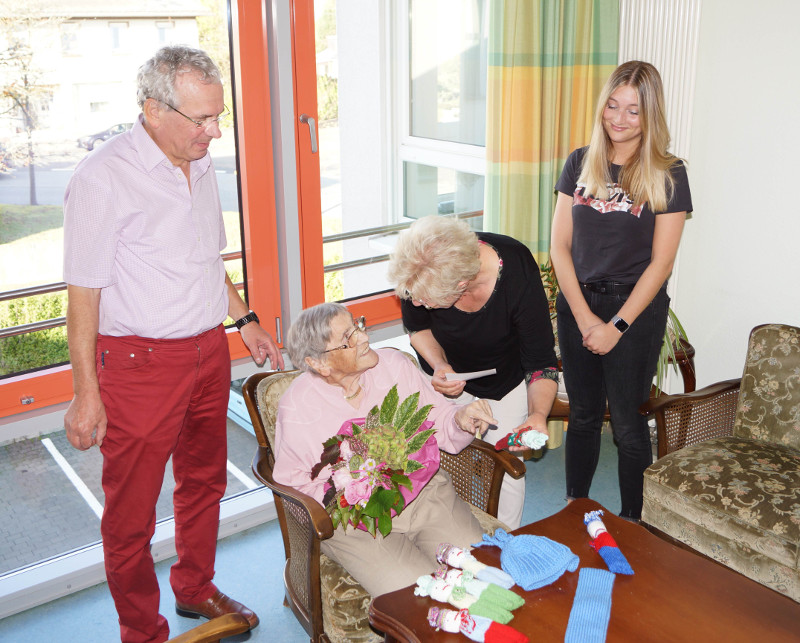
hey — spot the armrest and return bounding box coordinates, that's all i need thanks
[440,439,526,518]
[464,438,526,479]
[252,446,333,541]
[639,378,741,458]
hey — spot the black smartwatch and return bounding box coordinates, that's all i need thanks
[611,314,629,334]
[235,310,259,330]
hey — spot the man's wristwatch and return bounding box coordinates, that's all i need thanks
[234,310,259,330]
[611,314,630,334]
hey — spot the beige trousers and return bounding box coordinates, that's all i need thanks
[320,470,484,597]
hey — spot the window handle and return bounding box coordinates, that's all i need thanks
[299,114,318,154]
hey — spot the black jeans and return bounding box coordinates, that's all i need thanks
[557,287,669,519]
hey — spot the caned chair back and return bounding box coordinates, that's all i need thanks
[733,324,800,450]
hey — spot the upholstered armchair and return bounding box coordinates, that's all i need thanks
[640,324,800,601]
[243,370,525,643]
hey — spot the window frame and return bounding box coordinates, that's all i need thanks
[0,0,282,420]
[291,0,486,325]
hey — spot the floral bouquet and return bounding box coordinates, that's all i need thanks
[310,385,437,538]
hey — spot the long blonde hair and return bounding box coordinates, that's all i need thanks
[579,61,679,212]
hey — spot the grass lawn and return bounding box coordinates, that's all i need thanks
[0,204,243,292]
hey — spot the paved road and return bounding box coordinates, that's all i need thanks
[0,407,260,575]
[0,155,240,211]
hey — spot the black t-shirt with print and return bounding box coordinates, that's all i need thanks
[401,232,557,400]
[555,146,693,284]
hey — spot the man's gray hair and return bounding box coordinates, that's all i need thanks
[286,303,350,373]
[137,45,222,109]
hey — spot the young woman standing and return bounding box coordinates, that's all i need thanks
[550,61,693,520]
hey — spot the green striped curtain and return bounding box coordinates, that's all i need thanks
[484,0,619,261]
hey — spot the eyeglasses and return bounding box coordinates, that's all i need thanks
[322,316,367,353]
[403,289,432,309]
[160,100,231,132]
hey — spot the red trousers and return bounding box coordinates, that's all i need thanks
[97,325,231,643]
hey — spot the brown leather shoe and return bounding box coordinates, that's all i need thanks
[175,589,259,630]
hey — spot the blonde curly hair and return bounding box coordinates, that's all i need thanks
[387,216,480,306]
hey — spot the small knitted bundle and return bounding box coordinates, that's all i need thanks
[415,575,517,624]
[584,510,634,575]
[427,607,529,643]
[494,426,548,451]
[434,566,525,612]
[474,529,579,591]
[564,568,615,643]
[436,543,515,589]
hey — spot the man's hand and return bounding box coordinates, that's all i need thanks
[64,390,108,450]
[454,399,497,437]
[240,322,285,370]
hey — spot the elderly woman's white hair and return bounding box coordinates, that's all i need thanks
[285,302,349,372]
[387,216,480,306]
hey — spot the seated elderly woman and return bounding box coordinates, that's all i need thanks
[272,302,498,597]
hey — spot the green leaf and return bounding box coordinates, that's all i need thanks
[406,427,436,455]
[394,392,420,431]
[361,514,377,538]
[403,404,433,439]
[380,385,399,424]
[391,472,412,491]
[362,488,398,517]
[404,459,424,474]
[377,513,393,538]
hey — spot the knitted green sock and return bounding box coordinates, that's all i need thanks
[477,582,525,611]
[459,588,514,624]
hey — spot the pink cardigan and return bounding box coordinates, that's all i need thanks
[273,348,474,505]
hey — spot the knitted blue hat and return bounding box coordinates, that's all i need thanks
[475,528,579,591]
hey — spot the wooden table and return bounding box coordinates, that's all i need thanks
[369,498,800,642]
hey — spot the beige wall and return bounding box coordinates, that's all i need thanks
[674,0,800,387]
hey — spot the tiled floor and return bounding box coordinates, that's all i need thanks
[0,430,622,642]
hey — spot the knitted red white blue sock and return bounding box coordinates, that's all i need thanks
[427,607,529,643]
[584,510,634,575]
[564,568,615,643]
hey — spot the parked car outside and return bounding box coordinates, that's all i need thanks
[77,123,133,151]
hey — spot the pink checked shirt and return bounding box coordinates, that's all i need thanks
[63,115,228,339]
[273,348,475,506]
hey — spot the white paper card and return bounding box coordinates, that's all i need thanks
[445,369,497,382]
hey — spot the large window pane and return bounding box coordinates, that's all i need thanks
[404,161,484,219]
[0,2,243,377]
[0,1,264,582]
[409,0,487,145]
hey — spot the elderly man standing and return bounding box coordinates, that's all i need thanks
[62,46,283,643]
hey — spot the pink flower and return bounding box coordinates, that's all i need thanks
[331,467,354,492]
[344,477,373,507]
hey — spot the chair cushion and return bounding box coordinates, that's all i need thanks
[643,436,800,600]
[318,507,507,643]
[734,324,800,451]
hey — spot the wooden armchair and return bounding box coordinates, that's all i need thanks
[243,370,525,643]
